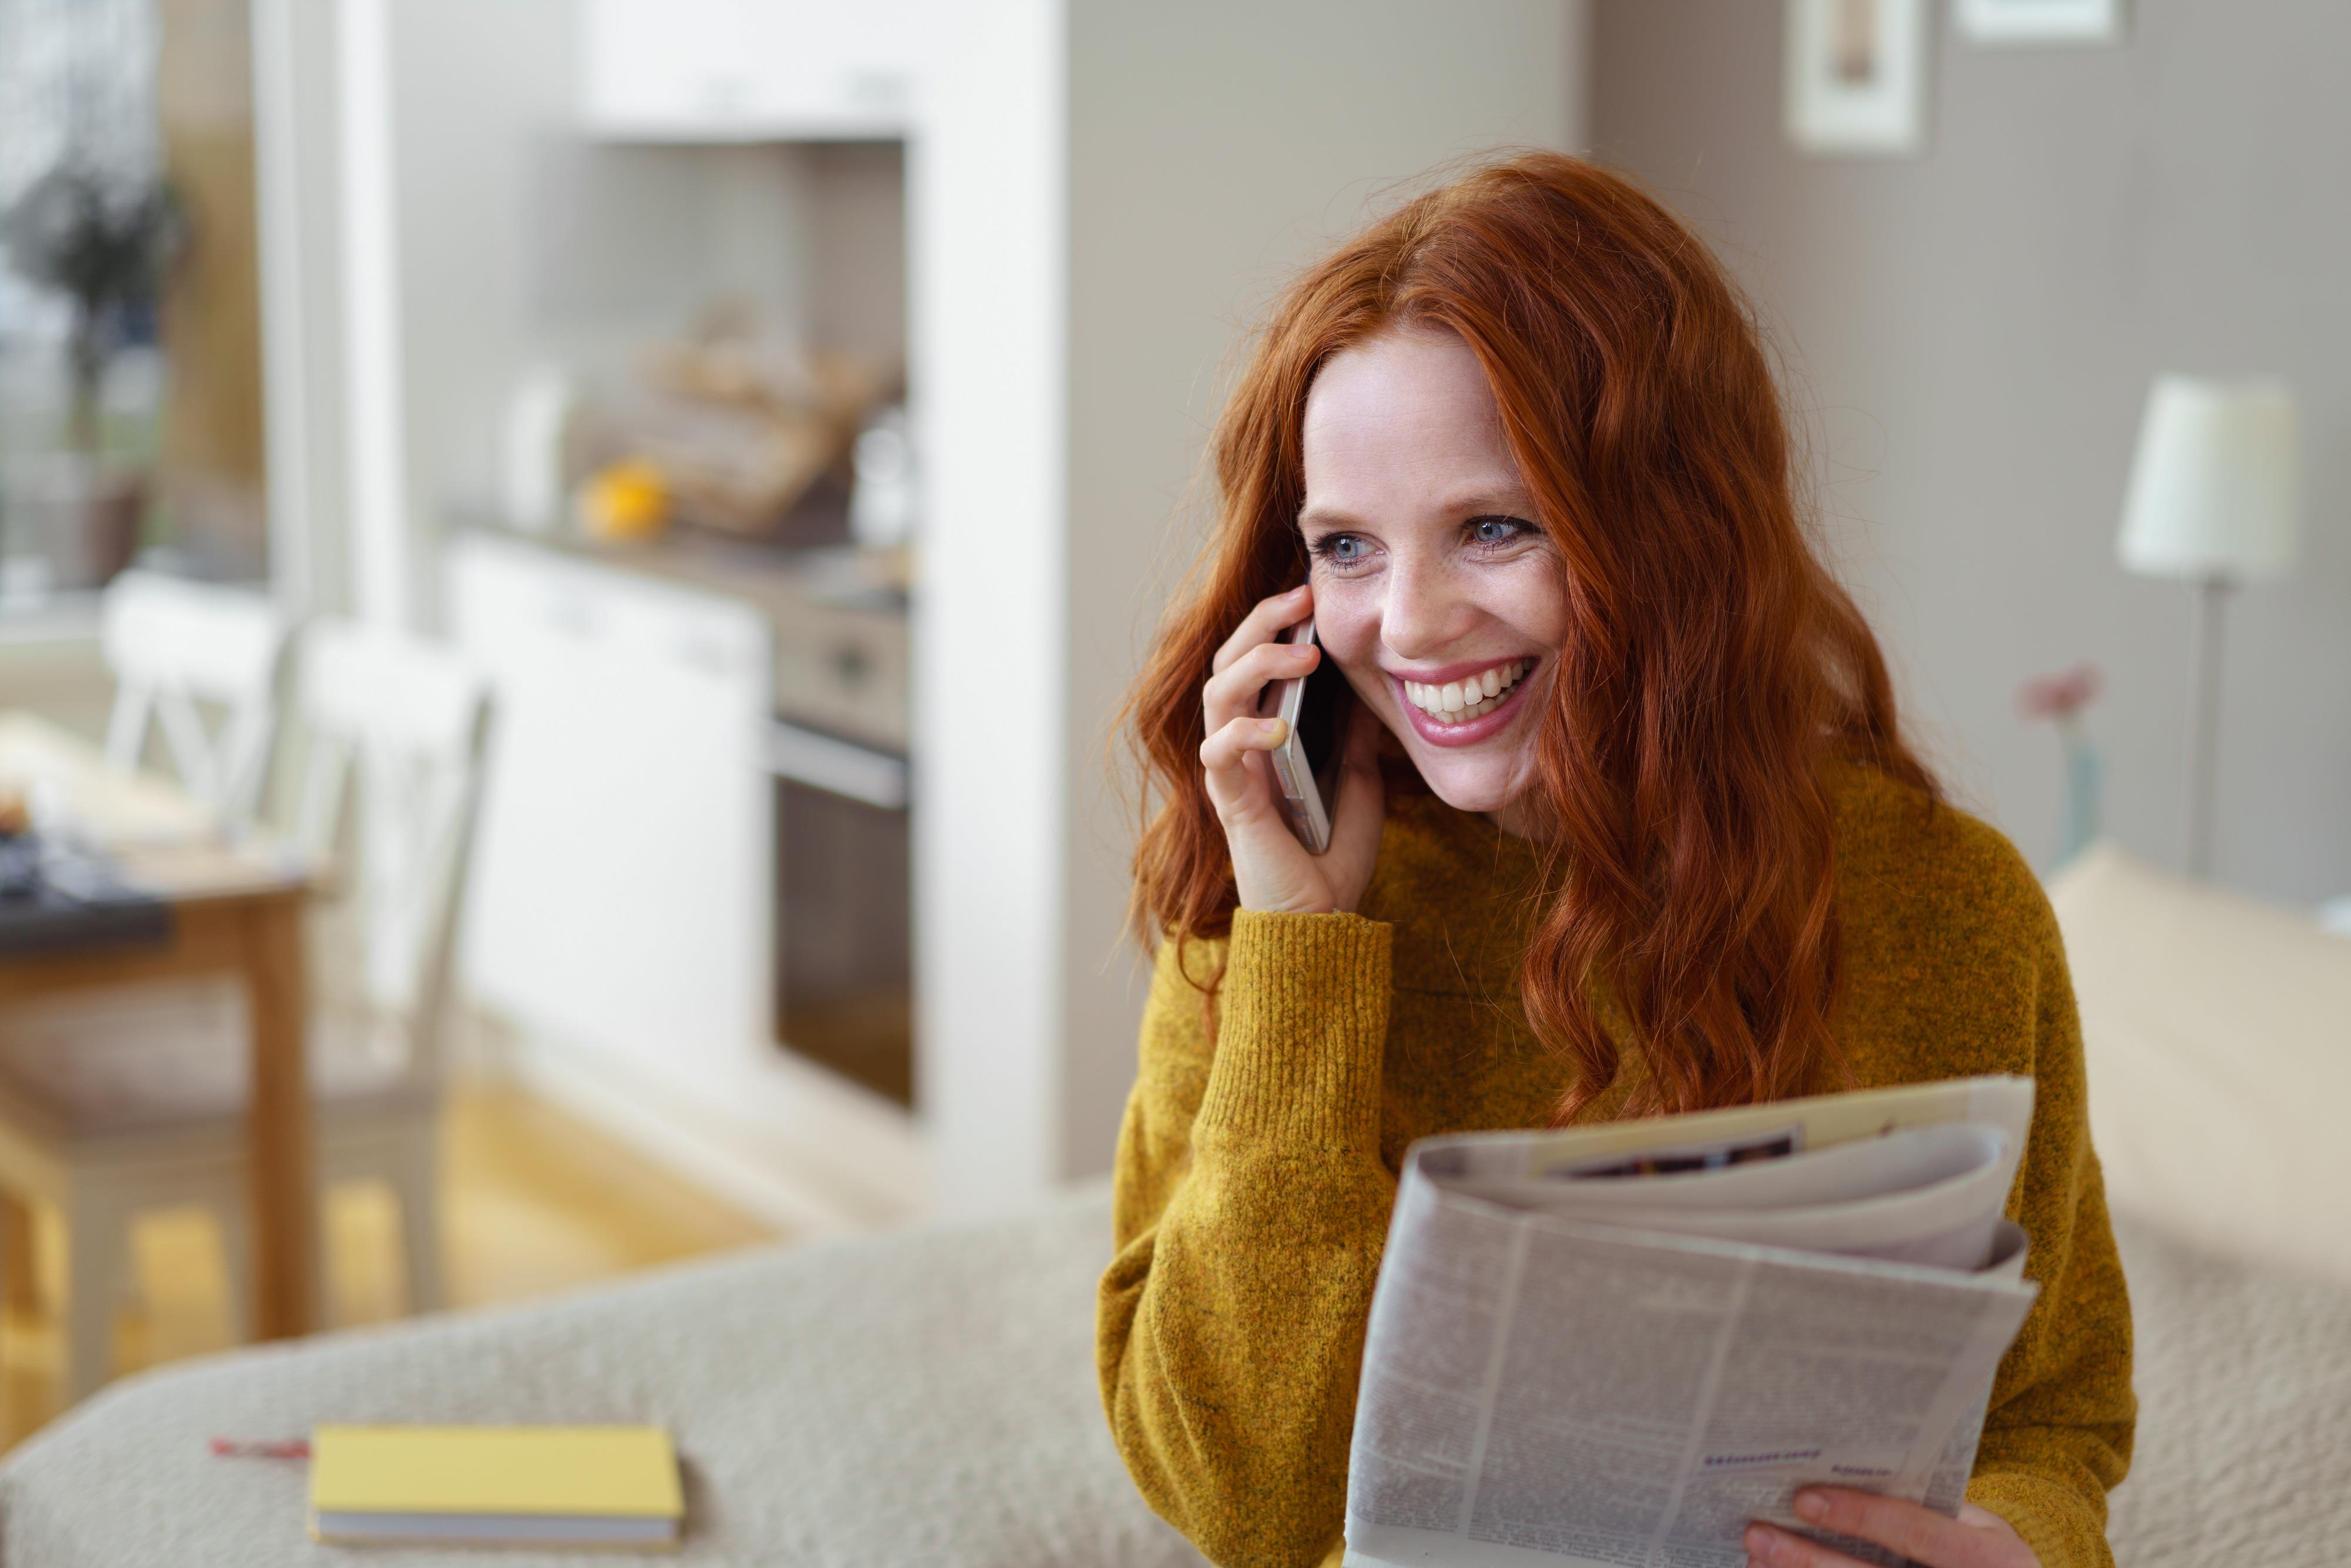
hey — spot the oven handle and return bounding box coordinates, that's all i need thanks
[765,721,910,810]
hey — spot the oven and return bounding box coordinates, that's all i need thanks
[766,721,910,1107]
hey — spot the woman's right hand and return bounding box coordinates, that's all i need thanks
[1200,584,1387,915]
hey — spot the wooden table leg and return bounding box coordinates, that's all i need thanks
[1,1195,39,1315]
[242,893,315,1338]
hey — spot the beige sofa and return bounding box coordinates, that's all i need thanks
[2,846,2346,1566]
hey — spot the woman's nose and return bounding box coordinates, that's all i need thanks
[1379,559,1478,664]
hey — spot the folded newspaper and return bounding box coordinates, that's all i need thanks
[1342,1076,2039,1568]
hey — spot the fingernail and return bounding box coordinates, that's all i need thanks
[1793,1491,1827,1523]
[1744,1525,1777,1563]
[1261,718,1288,741]
[1291,644,1316,658]
[1287,584,1311,598]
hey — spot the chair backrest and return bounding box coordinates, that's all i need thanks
[289,619,494,1084]
[100,571,292,830]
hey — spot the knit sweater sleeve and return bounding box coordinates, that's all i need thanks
[1962,875,2136,1568]
[1097,909,1396,1568]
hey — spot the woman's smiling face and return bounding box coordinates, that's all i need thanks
[1299,326,1568,824]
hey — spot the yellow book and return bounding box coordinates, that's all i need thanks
[309,1425,685,1549]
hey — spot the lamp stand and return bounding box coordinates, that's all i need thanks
[2183,574,2231,879]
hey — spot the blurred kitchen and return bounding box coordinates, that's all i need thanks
[0,0,1581,1437]
[1,0,2345,1465]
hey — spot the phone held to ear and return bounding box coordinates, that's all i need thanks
[1257,616,1354,855]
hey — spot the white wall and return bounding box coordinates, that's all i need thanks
[911,0,1070,1215]
[380,0,570,622]
[1593,0,2351,903]
[250,0,349,615]
[1052,0,1591,1185]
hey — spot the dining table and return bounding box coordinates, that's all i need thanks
[0,709,317,1340]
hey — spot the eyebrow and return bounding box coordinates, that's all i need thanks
[1296,488,1536,531]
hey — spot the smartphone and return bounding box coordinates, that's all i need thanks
[1257,617,1353,855]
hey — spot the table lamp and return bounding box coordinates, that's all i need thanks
[2117,374,2302,878]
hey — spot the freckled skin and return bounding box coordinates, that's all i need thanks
[1299,328,1569,835]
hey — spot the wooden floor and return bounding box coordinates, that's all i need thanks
[0,1081,780,1451]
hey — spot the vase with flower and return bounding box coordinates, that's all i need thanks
[2018,663,2104,870]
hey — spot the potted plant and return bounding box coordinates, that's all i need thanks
[0,159,180,590]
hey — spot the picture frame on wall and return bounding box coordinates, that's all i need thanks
[1954,0,2127,45]
[1784,0,1931,158]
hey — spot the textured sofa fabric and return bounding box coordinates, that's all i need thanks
[2104,1204,2351,1564]
[2049,843,2351,1288]
[1,1185,2346,1567]
[0,1188,1203,1568]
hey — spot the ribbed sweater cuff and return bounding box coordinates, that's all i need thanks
[1195,909,1392,1150]
[1966,1470,2109,1568]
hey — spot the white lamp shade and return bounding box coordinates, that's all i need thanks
[2118,374,2302,581]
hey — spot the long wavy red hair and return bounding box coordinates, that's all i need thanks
[1124,152,1936,1123]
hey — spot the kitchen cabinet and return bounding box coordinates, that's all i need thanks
[450,535,775,1077]
[450,531,917,1123]
[579,0,932,142]
[450,532,922,1225]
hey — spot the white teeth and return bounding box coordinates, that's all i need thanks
[1401,660,1533,722]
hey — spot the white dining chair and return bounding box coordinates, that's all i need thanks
[98,570,293,833]
[0,619,493,1398]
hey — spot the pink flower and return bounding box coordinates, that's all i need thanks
[2017,664,2102,722]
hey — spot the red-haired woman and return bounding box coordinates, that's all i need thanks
[1097,153,2131,1568]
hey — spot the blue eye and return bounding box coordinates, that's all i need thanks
[1311,532,1371,565]
[1469,515,1532,546]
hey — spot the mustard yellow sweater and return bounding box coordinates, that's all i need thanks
[1097,764,2134,1568]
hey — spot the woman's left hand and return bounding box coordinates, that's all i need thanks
[1746,1490,2037,1568]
